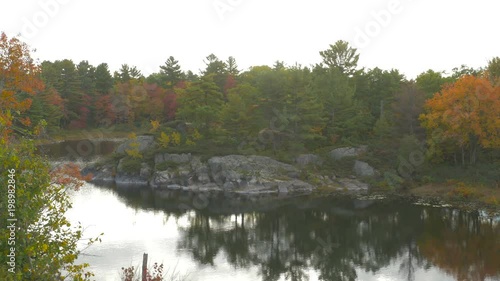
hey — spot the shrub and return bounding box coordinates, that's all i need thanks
[449,183,477,199]
[120,157,143,173]
[120,262,189,281]
[156,161,180,171]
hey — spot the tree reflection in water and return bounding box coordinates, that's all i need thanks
[113,187,500,281]
[418,209,500,281]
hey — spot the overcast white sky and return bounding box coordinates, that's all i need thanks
[1,0,499,79]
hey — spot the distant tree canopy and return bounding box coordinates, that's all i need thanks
[3,36,498,168]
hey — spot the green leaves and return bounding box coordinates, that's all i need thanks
[177,75,224,134]
[319,40,360,77]
[0,140,100,280]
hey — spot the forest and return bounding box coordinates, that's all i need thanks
[3,35,500,187]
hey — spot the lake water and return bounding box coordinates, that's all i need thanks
[40,140,500,281]
[65,183,500,281]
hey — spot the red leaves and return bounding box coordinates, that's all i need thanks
[50,162,92,190]
[95,94,116,125]
[20,117,31,126]
[223,74,237,97]
[163,91,177,121]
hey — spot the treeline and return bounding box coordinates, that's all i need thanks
[21,40,500,170]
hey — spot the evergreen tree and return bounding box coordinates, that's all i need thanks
[202,54,227,93]
[159,56,184,88]
[226,56,240,76]
[94,63,114,95]
[319,40,361,77]
[76,60,96,95]
[41,59,82,127]
[309,66,356,142]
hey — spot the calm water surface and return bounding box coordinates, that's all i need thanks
[42,140,499,281]
[66,183,500,281]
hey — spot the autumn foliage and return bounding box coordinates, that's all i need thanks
[0,32,44,143]
[419,214,500,281]
[420,75,500,164]
[1,33,100,280]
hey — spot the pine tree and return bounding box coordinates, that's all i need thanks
[159,56,184,88]
[94,63,114,95]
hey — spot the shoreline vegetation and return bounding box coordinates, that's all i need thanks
[52,129,498,214]
[33,125,499,213]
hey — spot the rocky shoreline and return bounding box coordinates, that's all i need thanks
[81,136,378,195]
[79,136,499,214]
[82,153,373,195]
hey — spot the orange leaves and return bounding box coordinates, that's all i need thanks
[420,75,500,152]
[418,213,500,281]
[19,116,31,126]
[0,32,44,142]
[50,162,92,190]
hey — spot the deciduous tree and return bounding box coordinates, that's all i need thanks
[0,32,44,142]
[419,75,500,165]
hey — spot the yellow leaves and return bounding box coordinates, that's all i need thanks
[158,132,170,148]
[192,128,202,141]
[150,119,160,132]
[158,128,201,148]
[158,131,181,147]
[125,147,142,159]
[62,253,76,263]
[171,131,181,145]
[309,126,324,135]
[125,132,142,158]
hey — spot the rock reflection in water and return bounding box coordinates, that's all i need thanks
[108,186,499,281]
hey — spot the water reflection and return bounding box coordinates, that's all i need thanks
[419,209,500,281]
[103,186,499,281]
